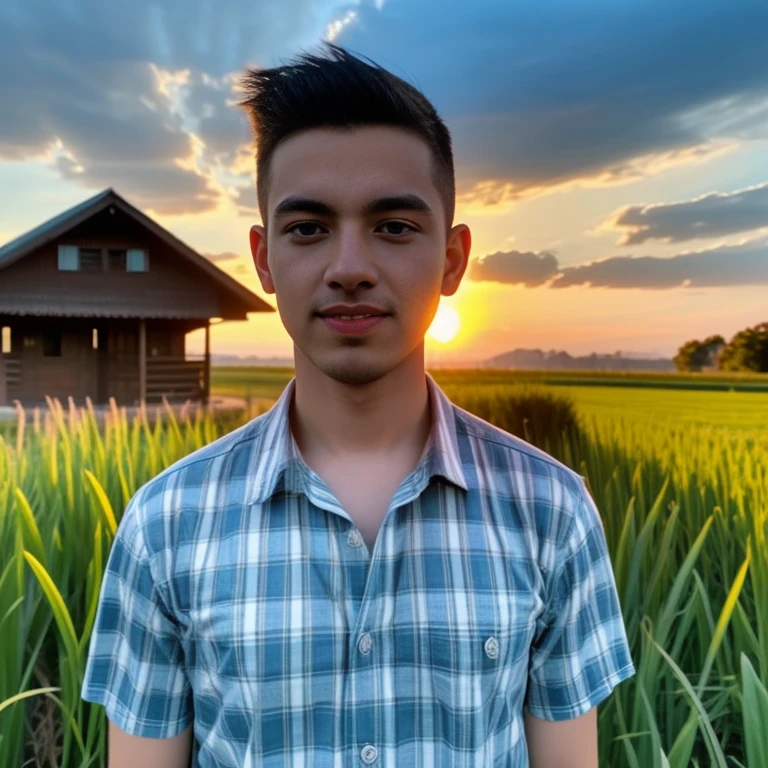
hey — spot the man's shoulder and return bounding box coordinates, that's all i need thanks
[125,412,272,534]
[450,402,584,496]
[449,402,594,562]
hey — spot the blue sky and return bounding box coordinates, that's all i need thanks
[1,0,767,363]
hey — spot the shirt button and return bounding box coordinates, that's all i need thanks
[484,636,499,659]
[347,529,363,548]
[360,744,378,764]
[358,632,373,655]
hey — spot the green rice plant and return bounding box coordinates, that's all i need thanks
[0,395,254,767]
[0,376,766,766]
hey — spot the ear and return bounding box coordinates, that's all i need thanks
[441,223,472,297]
[250,224,275,294]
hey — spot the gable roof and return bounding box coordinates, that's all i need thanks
[0,188,274,314]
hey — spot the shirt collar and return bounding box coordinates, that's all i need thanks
[246,371,468,506]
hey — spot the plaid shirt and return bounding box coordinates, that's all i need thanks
[81,373,635,767]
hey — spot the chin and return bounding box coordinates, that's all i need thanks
[311,355,399,387]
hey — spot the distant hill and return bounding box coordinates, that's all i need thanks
[482,348,675,372]
[210,349,675,371]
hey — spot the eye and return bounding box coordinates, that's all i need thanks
[379,221,417,236]
[286,222,325,239]
[285,220,418,240]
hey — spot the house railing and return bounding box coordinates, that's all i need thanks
[3,357,21,400]
[145,355,207,402]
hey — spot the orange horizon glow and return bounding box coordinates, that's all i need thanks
[427,303,461,343]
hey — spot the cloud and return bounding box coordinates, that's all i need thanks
[467,238,768,289]
[467,250,559,286]
[202,251,255,277]
[600,181,768,245]
[343,0,768,199]
[0,0,362,215]
[0,28,223,215]
[2,0,768,214]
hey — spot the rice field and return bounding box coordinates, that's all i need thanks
[0,368,766,767]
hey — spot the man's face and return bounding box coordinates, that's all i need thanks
[250,125,470,386]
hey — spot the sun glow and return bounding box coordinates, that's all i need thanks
[428,304,461,343]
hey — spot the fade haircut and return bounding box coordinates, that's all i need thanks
[237,41,455,242]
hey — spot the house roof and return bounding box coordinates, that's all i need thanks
[0,188,274,316]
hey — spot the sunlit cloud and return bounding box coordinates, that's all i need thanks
[467,250,559,286]
[598,180,768,245]
[456,140,737,214]
[466,237,768,290]
[550,238,768,289]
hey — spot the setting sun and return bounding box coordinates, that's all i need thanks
[428,304,461,343]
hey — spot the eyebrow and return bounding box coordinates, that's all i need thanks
[272,193,435,221]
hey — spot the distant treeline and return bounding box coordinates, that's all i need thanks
[673,321,768,373]
[482,349,675,372]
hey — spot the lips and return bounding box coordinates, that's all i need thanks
[317,312,389,318]
[316,304,390,318]
[320,314,388,334]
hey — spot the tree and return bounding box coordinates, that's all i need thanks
[701,334,726,369]
[717,323,768,372]
[674,334,725,372]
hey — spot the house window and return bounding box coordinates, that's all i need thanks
[109,249,126,271]
[127,248,149,271]
[43,329,62,357]
[58,245,79,270]
[1,326,10,354]
[80,248,102,271]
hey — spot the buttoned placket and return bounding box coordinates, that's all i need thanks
[298,450,433,764]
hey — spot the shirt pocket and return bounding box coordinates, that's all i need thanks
[428,625,524,713]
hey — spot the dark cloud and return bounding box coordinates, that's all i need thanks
[0,29,221,214]
[231,184,259,217]
[182,72,253,168]
[467,250,559,286]
[0,0,344,214]
[604,182,768,245]
[342,0,768,194]
[2,0,768,213]
[468,239,768,289]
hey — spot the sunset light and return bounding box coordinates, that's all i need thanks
[428,303,461,343]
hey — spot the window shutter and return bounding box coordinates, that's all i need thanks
[57,245,79,270]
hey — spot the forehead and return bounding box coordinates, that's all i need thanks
[267,126,437,212]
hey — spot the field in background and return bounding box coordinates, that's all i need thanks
[1,366,766,767]
[211,365,768,435]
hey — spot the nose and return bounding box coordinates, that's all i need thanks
[323,225,379,291]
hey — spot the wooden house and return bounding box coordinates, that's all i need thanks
[0,188,274,408]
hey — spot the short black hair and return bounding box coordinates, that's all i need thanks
[237,41,455,241]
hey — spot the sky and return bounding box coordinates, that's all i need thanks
[1,0,767,366]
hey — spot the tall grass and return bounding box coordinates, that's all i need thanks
[0,381,765,766]
[0,395,269,767]
[444,382,767,766]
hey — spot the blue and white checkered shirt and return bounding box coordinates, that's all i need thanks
[81,372,635,766]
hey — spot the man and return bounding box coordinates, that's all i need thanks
[81,41,635,767]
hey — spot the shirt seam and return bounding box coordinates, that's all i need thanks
[525,661,636,720]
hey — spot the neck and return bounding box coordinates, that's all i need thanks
[289,344,432,461]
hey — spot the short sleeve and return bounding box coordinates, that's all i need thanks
[81,493,193,737]
[524,477,635,720]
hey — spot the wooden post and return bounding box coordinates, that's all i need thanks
[138,318,146,406]
[203,320,210,406]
